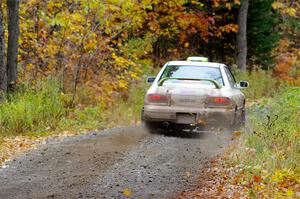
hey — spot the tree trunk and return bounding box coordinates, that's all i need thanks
[0,0,6,96]
[236,0,249,71]
[7,0,19,89]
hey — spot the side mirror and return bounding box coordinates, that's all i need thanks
[147,76,156,84]
[239,81,249,88]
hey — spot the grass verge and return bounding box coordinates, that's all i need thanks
[234,69,281,101]
[181,87,300,198]
[231,87,300,198]
[0,78,147,165]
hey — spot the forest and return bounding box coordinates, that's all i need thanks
[0,0,299,198]
[0,0,298,102]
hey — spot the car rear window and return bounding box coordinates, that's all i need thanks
[160,65,224,85]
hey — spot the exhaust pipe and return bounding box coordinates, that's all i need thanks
[163,121,170,128]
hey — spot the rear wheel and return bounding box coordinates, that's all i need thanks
[232,109,246,130]
[142,121,159,134]
[141,109,164,134]
[240,109,246,127]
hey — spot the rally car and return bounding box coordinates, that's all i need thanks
[141,57,249,133]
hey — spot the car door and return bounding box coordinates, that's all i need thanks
[224,67,245,110]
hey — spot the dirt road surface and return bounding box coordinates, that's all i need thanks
[0,126,233,199]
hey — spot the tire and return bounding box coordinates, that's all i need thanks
[232,109,246,131]
[141,108,161,134]
[142,121,162,134]
[240,109,246,127]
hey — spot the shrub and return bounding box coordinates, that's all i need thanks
[105,82,147,127]
[58,106,105,132]
[235,69,282,100]
[234,87,300,198]
[0,79,65,136]
[246,87,300,169]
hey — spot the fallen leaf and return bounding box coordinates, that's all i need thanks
[123,188,132,198]
[253,175,262,183]
[233,131,242,137]
[186,171,191,177]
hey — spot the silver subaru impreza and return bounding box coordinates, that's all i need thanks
[141,57,249,133]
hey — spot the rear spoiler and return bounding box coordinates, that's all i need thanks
[157,77,222,89]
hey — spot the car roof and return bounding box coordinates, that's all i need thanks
[167,61,223,68]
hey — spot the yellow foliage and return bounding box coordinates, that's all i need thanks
[234,0,240,5]
[225,3,232,11]
[16,0,240,108]
[219,24,239,33]
[118,79,128,89]
[122,188,132,197]
[272,1,298,17]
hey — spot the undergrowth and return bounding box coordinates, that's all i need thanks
[0,80,65,136]
[232,87,300,198]
[235,69,282,100]
[0,78,147,139]
[58,82,147,132]
[0,69,281,138]
[1,69,299,199]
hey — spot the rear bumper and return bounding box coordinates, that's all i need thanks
[143,104,235,126]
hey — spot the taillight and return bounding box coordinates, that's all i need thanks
[147,94,169,104]
[207,97,232,107]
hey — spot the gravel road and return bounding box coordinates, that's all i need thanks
[0,126,233,199]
